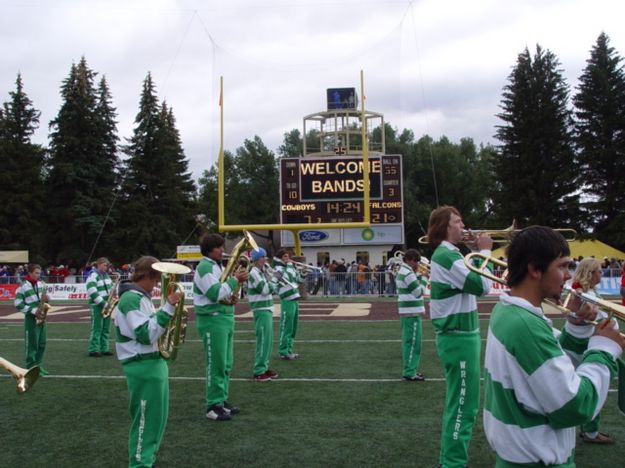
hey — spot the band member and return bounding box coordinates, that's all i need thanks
[113,256,183,468]
[559,257,616,444]
[428,206,492,468]
[14,263,50,375]
[273,249,303,360]
[86,257,114,357]
[193,233,248,421]
[247,247,279,381]
[396,249,428,381]
[484,226,624,466]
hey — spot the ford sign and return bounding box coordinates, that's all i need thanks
[299,230,329,242]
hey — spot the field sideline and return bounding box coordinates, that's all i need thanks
[1,314,624,466]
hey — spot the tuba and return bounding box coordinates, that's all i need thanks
[219,230,258,304]
[101,272,121,318]
[388,251,430,277]
[35,281,51,325]
[0,356,40,393]
[152,262,191,362]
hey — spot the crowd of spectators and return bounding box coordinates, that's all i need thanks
[1,254,624,297]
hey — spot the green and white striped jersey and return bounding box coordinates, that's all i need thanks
[192,257,238,315]
[114,282,174,362]
[395,262,427,314]
[86,270,112,306]
[484,294,620,466]
[247,266,276,312]
[272,258,302,301]
[429,241,491,333]
[14,279,45,316]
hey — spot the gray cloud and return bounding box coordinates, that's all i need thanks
[2,0,624,180]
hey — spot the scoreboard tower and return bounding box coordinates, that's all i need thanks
[279,87,404,267]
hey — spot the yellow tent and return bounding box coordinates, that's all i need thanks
[492,239,625,260]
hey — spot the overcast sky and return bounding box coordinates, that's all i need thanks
[2,0,624,181]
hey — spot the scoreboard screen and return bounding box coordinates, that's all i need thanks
[280,155,403,224]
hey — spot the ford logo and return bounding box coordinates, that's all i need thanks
[299,230,328,242]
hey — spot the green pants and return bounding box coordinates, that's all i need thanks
[196,314,234,408]
[24,313,46,369]
[123,357,169,468]
[88,303,112,353]
[253,309,273,375]
[278,300,299,356]
[400,315,423,377]
[436,332,481,468]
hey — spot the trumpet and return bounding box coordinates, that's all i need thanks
[419,221,577,245]
[152,262,192,361]
[388,251,430,276]
[464,252,625,335]
[0,356,40,393]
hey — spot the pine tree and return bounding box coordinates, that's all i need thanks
[117,74,197,260]
[493,45,579,228]
[234,136,279,225]
[47,57,119,265]
[0,74,46,256]
[573,32,625,249]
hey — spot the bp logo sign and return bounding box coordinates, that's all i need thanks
[361,228,375,241]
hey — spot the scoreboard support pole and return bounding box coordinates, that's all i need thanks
[217,72,372,257]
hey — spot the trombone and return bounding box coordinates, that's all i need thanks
[561,286,625,328]
[419,221,577,245]
[0,356,40,393]
[464,252,625,335]
[290,260,322,274]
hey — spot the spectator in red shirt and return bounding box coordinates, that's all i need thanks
[57,265,70,283]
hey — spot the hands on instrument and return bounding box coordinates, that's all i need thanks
[465,231,493,251]
[594,318,625,349]
[234,270,249,283]
[565,288,599,325]
[167,290,183,306]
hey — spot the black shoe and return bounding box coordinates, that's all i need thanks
[223,401,240,415]
[88,352,102,357]
[402,373,425,381]
[101,351,114,356]
[206,404,232,421]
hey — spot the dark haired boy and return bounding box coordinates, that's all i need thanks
[483,226,624,467]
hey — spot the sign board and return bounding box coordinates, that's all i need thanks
[176,245,201,261]
[0,251,29,263]
[280,155,403,225]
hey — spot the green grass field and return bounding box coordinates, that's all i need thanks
[1,318,624,467]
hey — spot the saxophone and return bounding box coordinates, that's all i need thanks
[152,262,191,361]
[101,272,121,318]
[35,281,51,325]
[219,230,258,305]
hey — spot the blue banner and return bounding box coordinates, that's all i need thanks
[597,277,623,296]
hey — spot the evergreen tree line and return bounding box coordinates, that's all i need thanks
[1,33,625,267]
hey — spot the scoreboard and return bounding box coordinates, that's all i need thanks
[280,155,403,224]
